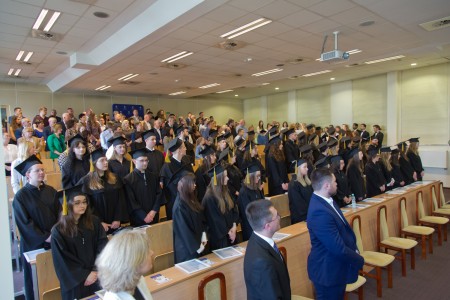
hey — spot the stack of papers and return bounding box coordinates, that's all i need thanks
[175,259,210,274]
[150,273,171,284]
[363,198,384,203]
[272,232,291,241]
[213,246,244,260]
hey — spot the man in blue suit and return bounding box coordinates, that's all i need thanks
[307,168,364,299]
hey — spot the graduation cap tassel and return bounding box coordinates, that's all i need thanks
[213,168,217,186]
[62,190,68,216]
[328,148,332,155]
[19,178,23,189]
[249,142,252,153]
[245,168,250,184]
[129,159,133,173]
[378,148,381,155]
[165,151,171,163]
[90,159,95,172]
[402,143,404,152]
[228,152,231,164]
[344,142,346,150]
[295,161,298,175]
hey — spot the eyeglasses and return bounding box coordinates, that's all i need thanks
[73,200,88,206]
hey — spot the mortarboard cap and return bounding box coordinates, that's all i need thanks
[269,134,281,145]
[200,146,215,157]
[267,126,278,136]
[308,133,317,142]
[174,125,186,136]
[327,127,336,135]
[397,141,407,152]
[391,147,400,155]
[168,138,183,152]
[284,128,295,137]
[300,144,312,155]
[306,124,314,130]
[380,146,392,153]
[247,130,255,135]
[318,141,328,153]
[297,131,306,140]
[327,139,338,148]
[207,164,226,179]
[91,148,105,162]
[367,146,379,157]
[329,155,342,164]
[346,147,360,160]
[314,157,329,169]
[142,129,156,140]
[168,165,192,186]
[244,162,260,174]
[408,137,420,143]
[67,134,85,147]
[55,184,85,215]
[107,136,127,148]
[296,158,307,167]
[209,129,218,139]
[129,147,150,159]
[15,155,42,176]
[235,137,245,147]
[244,141,255,151]
[217,148,229,163]
[315,126,322,131]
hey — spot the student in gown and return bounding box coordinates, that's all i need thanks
[79,148,128,233]
[143,129,164,176]
[299,144,315,178]
[202,164,239,250]
[407,137,424,181]
[13,155,60,300]
[283,128,299,173]
[123,148,162,226]
[398,141,417,184]
[96,230,154,300]
[364,146,387,197]
[160,138,194,220]
[195,145,216,202]
[107,136,132,180]
[172,171,207,263]
[61,134,91,189]
[390,148,406,188]
[267,134,289,196]
[330,156,351,207]
[219,148,243,201]
[240,140,267,185]
[346,147,366,201]
[238,163,265,241]
[288,158,313,224]
[11,141,34,194]
[378,146,396,191]
[51,185,108,300]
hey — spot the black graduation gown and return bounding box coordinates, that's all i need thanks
[347,163,366,200]
[146,148,164,175]
[391,163,405,188]
[378,161,393,191]
[240,157,266,183]
[172,195,206,263]
[333,170,352,207]
[226,164,243,201]
[123,168,162,226]
[51,216,107,300]
[284,140,299,173]
[202,191,239,250]
[267,155,288,196]
[235,149,245,170]
[237,185,265,241]
[195,167,210,203]
[407,152,424,181]
[287,180,313,224]
[160,156,194,220]
[79,174,129,225]
[61,157,90,189]
[108,158,131,180]
[399,156,415,184]
[185,141,196,165]
[365,161,386,198]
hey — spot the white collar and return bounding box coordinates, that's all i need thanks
[313,192,334,205]
[254,231,275,248]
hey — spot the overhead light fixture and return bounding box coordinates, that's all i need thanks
[16,51,34,62]
[234,94,239,97]
[365,55,405,64]
[261,82,270,85]
[118,74,139,81]
[8,69,14,76]
[95,85,111,91]
[14,69,22,76]
[302,70,332,77]
[251,68,283,77]
[33,9,61,32]
[220,18,272,39]
[216,90,233,94]
[411,63,417,66]
[161,51,194,63]
[24,52,34,62]
[275,87,280,90]
[330,77,335,81]
[199,83,220,89]
[16,51,24,61]
[169,91,186,96]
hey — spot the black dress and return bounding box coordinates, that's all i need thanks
[51,216,108,300]
[195,167,210,203]
[108,158,131,180]
[237,185,265,241]
[347,163,366,200]
[13,183,60,300]
[333,170,351,207]
[79,174,129,228]
[226,164,243,201]
[284,140,299,173]
[407,152,424,181]
[378,162,393,191]
[365,161,386,197]
[172,195,206,263]
[202,190,239,250]
[123,168,163,226]
[287,180,313,223]
[146,148,164,176]
[391,163,405,188]
[267,155,288,196]
[61,157,90,189]
[399,156,415,184]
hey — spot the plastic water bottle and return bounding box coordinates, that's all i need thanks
[351,194,356,209]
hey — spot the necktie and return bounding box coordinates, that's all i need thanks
[273,243,283,261]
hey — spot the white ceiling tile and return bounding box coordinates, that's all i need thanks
[2,0,42,18]
[0,12,35,29]
[0,23,30,36]
[74,16,109,30]
[285,0,324,8]
[168,28,204,42]
[185,18,224,34]
[94,0,136,12]
[258,22,293,36]
[279,9,322,27]
[302,18,342,34]
[254,0,303,19]
[308,0,355,17]
[203,5,248,23]
[228,0,276,12]
[45,0,90,15]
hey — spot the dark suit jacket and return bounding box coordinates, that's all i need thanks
[372,131,384,148]
[307,193,364,286]
[244,233,291,300]
[360,130,370,142]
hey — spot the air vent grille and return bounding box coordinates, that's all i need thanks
[420,16,450,31]
[216,40,246,51]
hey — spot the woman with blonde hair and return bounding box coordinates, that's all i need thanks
[107,136,132,179]
[378,147,395,190]
[96,230,154,300]
[406,137,424,181]
[288,158,313,223]
[11,141,35,193]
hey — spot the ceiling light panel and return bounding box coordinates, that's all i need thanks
[118,74,139,81]
[169,91,186,95]
[216,90,233,93]
[32,9,61,32]
[199,83,220,89]
[251,68,283,77]
[302,70,332,77]
[220,18,272,39]
[365,55,405,64]
[161,51,194,63]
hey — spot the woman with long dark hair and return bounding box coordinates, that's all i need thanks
[172,171,207,263]
[219,148,243,201]
[202,165,239,250]
[267,135,289,196]
[378,147,395,190]
[51,185,108,300]
[195,146,216,202]
[61,135,91,189]
[390,148,405,187]
[346,147,366,201]
[288,158,313,223]
[398,141,416,184]
[364,147,386,197]
[330,155,352,207]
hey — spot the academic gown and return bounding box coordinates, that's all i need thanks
[284,140,299,173]
[51,216,108,300]
[108,158,132,180]
[13,183,60,300]
[399,156,415,184]
[159,156,194,220]
[378,162,393,191]
[123,169,162,226]
[185,141,196,165]
[240,157,266,183]
[172,195,206,264]
[333,170,352,207]
[226,164,244,201]
[267,155,288,196]
[237,185,265,241]
[202,191,239,250]
[407,152,424,181]
[287,180,313,223]
[61,157,90,189]
[235,149,245,170]
[391,163,405,188]
[347,164,366,200]
[365,161,386,198]
[195,167,210,203]
[79,174,129,227]
[146,148,164,176]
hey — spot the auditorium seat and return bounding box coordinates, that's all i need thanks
[416,191,448,245]
[345,275,366,300]
[438,182,450,209]
[198,272,227,300]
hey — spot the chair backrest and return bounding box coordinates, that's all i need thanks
[431,185,439,211]
[145,220,173,255]
[278,246,287,264]
[266,194,291,227]
[399,198,409,230]
[152,251,174,274]
[440,182,446,207]
[198,272,227,300]
[351,215,364,253]
[416,191,427,220]
[36,251,59,300]
[377,205,390,241]
[42,287,61,300]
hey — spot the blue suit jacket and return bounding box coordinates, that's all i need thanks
[307,193,364,286]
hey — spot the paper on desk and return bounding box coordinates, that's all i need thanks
[272,232,291,241]
[23,248,47,263]
[213,246,243,260]
[150,273,172,284]
[175,259,210,274]
[133,224,151,231]
[353,203,370,208]
[198,257,214,265]
[363,198,384,203]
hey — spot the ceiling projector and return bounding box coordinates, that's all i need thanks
[320,31,349,63]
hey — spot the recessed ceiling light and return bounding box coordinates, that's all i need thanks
[56,51,68,55]
[7,68,14,76]
[95,85,111,91]
[330,77,335,80]
[275,87,279,90]
[169,91,186,96]
[24,52,34,62]
[14,69,21,76]
[93,11,109,18]
[251,68,283,77]
[235,94,239,97]
[7,69,22,76]
[360,20,375,27]
[411,63,417,66]
[365,55,405,64]
[302,70,332,77]
[161,51,194,63]
[216,90,234,94]
[220,18,272,39]
[199,83,220,89]
[33,9,61,32]
[118,74,139,81]
[261,83,270,85]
